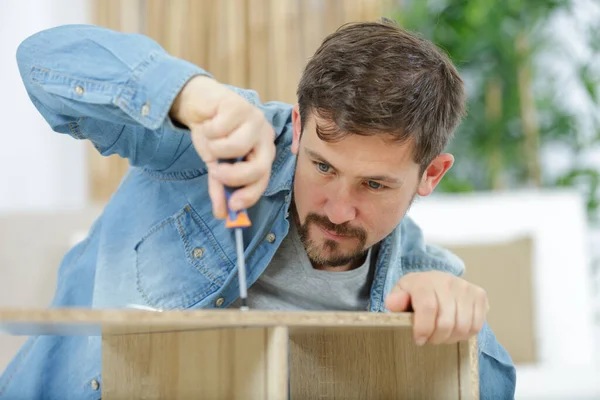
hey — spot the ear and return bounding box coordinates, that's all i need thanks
[416,153,454,196]
[291,104,302,155]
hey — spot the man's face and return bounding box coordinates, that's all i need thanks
[290,106,453,270]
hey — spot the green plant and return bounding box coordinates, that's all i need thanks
[393,0,600,222]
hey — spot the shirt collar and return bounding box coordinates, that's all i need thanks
[263,140,295,197]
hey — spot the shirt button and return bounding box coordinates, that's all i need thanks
[215,297,225,307]
[141,102,150,116]
[90,379,100,391]
[192,247,205,258]
[266,233,276,243]
[74,85,84,95]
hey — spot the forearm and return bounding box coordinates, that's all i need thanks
[16,24,211,168]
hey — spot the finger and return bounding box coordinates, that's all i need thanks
[207,167,227,219]
[384,289,412,312]
[471,288,487,336]
[227,172,270,211]
[207,120,265,159]
[410,286,439,346]
[446,288,474,344]
[200,105,248,139]
[212,157,268,189]
[428,289,456,345]
[252,124,276,164]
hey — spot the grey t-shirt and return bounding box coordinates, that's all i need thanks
[230,218,373,311]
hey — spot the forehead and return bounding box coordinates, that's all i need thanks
[301,115,417,173]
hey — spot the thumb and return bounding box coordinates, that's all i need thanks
[385,288,412,312]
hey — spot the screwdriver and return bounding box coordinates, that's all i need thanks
[220,157,252,311]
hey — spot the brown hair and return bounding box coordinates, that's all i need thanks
[297,18,466,171]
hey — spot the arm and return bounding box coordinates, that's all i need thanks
[16,24,207,171]
[17,24,280,215]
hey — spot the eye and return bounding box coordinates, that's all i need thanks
[316,162,331,173]
[366,181,384,190]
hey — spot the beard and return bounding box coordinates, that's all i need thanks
[294,209,368,268]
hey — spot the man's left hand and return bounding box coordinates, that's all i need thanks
[384,271,489,346]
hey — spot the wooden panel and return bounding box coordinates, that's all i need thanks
[102,326,288,399]
[0,308,478,398]
[290,327,464,399]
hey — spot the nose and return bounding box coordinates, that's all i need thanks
[323,184,356,225]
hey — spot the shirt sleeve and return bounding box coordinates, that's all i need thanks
[478,321,517,399]
[15,23,210,171]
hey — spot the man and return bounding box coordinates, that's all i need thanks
[1,19,516,398]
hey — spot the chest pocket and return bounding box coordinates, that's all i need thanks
[134,205,234,310]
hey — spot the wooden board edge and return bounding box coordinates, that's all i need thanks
[470,336,480,400]
[266,326,289,400]
[458,336,480,400]
[0,308,413,337]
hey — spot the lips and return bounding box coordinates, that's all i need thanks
[318,225,350,240]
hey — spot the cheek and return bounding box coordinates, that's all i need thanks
[293,162,327,215]
[298,182,327,209]
[358,193,413,239]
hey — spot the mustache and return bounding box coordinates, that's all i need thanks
[304,213,366,241]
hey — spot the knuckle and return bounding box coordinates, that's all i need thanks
[253,108,265,121]
[419,299,437,315]
[228,140,248,155]
[436,317,454,333]
[476,287,488,302]
[470,323,483,335]
[260,150,273,166]
[439,275,454,290]
[447,274,459,286]
[414,325,432,338]
[261,170,272,185]
[208,119,223,136]
[206,119,227,138]
[473,319,485,333]
[262,120,275,135]
[455,322,471,337]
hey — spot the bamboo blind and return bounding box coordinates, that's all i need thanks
[90,0,392,202]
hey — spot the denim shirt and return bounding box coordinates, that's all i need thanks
[0,24,516,399]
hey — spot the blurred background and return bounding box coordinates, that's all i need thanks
[1,0,599,398]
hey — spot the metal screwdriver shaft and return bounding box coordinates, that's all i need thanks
[220,157,252,311]
[234,228,248,310]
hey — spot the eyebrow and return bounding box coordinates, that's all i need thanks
[304,148,405,185]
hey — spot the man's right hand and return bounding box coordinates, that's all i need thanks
[170,75,276,219]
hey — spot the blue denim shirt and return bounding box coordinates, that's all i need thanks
[0,25,516,399]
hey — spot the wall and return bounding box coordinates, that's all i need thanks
[0,0,90,213]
